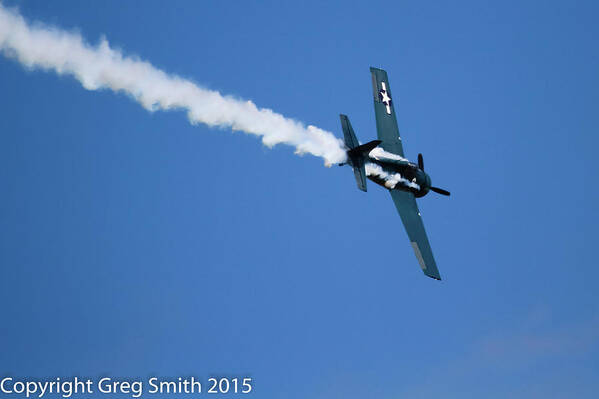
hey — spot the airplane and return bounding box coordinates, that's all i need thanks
[339,67,450,280]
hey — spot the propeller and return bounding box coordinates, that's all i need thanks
[418,153,450,196]
[431,187,451,196]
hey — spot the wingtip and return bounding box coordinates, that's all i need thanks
[370,66,387,73]
[426,272,442,281]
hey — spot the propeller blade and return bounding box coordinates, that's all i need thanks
[431,187,451,196]
[418,153,424,170]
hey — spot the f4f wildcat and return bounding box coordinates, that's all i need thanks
[339,67,450,280]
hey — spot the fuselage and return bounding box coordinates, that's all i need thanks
[367,156,432,198]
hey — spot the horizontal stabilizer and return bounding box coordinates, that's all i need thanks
[353,158,367,192]
[348,139,381,191]
[339,114,372,192]
[348,140,382,157]
[340,114,359,149]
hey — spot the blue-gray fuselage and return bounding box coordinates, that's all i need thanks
[367,155,432,198]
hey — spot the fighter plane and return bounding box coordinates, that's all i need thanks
[339,67,450,280]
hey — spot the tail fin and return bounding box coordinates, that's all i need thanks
[340,114,359,149]
[339,115,381,192]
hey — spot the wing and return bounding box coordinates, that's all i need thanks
[370,67,404,157]
[389,190,442,280]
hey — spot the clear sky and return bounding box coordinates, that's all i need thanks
[0,1,598,398]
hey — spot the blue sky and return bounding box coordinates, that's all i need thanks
[0,0,598,397]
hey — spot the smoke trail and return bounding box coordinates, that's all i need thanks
[0,4,347,165]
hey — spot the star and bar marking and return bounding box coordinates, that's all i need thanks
[379,82,392,115]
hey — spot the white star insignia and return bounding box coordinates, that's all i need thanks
[379,82,392,115]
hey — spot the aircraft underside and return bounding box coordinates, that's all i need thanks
[366,158,431,197]
[337,67,449,280]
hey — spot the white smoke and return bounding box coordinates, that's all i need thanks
[366,148,419,189]
[365,163,420,190]
[0,4,347,165]
[368,147,408,162]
